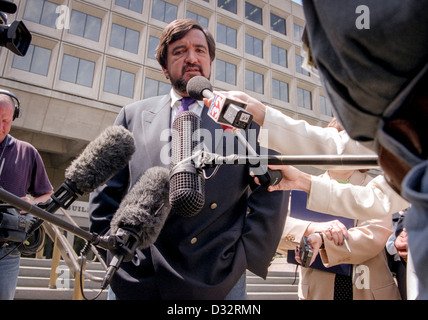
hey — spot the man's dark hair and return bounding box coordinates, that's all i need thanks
[156,19,215,68]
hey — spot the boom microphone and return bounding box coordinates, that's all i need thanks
[102,166,171,289]
[187,76,253,130]
[65,125,135,193]
[169,111,205,217]
[40,125,135,213]
[0,125,135,255]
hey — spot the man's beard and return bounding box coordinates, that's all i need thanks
[170,77,188,95]
[168,64,210,95]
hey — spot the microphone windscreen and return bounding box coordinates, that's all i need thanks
[187,76,213,101]
[110,166,171,249]
[169,111,205,217]
[65,125,135,193]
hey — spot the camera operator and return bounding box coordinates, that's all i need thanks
[0,90,53,300]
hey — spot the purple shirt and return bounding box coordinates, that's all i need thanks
[0,135,52,198]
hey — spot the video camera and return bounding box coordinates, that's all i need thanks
[0,203,44,255]
[0,0,31,56]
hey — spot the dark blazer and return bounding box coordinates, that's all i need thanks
[89,94,289,299]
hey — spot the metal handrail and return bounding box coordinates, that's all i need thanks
[39,207,108,299]
[57,207,107,270]
[43,222,105,283]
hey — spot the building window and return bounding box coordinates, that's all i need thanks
[245,2,262,25]
[23,0,58,28]
[271,44,287,68]
[110,24,140,54]
[297,87,312,109]
[69,10,101,42]
[12,44,51,76]
[115,0,143,13]
[186,11,208,29]
[216,23,237,48]
[294,23,304,41]
[245,69,264,94]
[144,78,171,98]
[271,13,286,35]
[217,0,237,14]
[151,0,177,23]
[245,34,263,58]
[60,54,95,87]
[216,59,236,85]
[272,79,288,102]
[295,54,310,76]
[148,36,159,60]
[104,67,135,98]
[320,95,333,116]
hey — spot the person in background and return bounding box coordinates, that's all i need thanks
[0,90,53,300]
[280,167,401,300]
[278,120,401,299]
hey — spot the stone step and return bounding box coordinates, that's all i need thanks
[15,257,299,300]
[19,257,105,270]
[14,286,108,300]
[18,265,106,279]
[246,283,298,293]
[246,273,299,285]
[247,292,299,300]
[17,275,104,290]
[15,257,108,300]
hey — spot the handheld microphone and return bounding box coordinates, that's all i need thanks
[102,166,171,289]
[187,76,253,130]
[169,111,205,217]
[187,76,280,187]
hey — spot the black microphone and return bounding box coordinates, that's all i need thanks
[39,125,135,214]
[187,75,214,101]
[102,166,171,289]
[169,111,205,217]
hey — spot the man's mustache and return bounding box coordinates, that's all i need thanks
[182,64,203,75]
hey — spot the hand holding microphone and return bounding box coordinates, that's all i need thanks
[187,76,253,131]
[186,76,281,187]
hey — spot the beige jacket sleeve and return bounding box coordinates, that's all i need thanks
[277,216,309,255]
[320,216,393,267]
[259,106,409,219]
[308,175,409,220]
[259,107,375,157]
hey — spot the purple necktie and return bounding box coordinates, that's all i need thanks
[177,97,195,115]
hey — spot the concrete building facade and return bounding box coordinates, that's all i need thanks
[0,0,332,237]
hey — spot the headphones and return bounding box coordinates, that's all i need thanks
[0,89,21,120]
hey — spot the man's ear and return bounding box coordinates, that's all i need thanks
[162,66,169,79]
